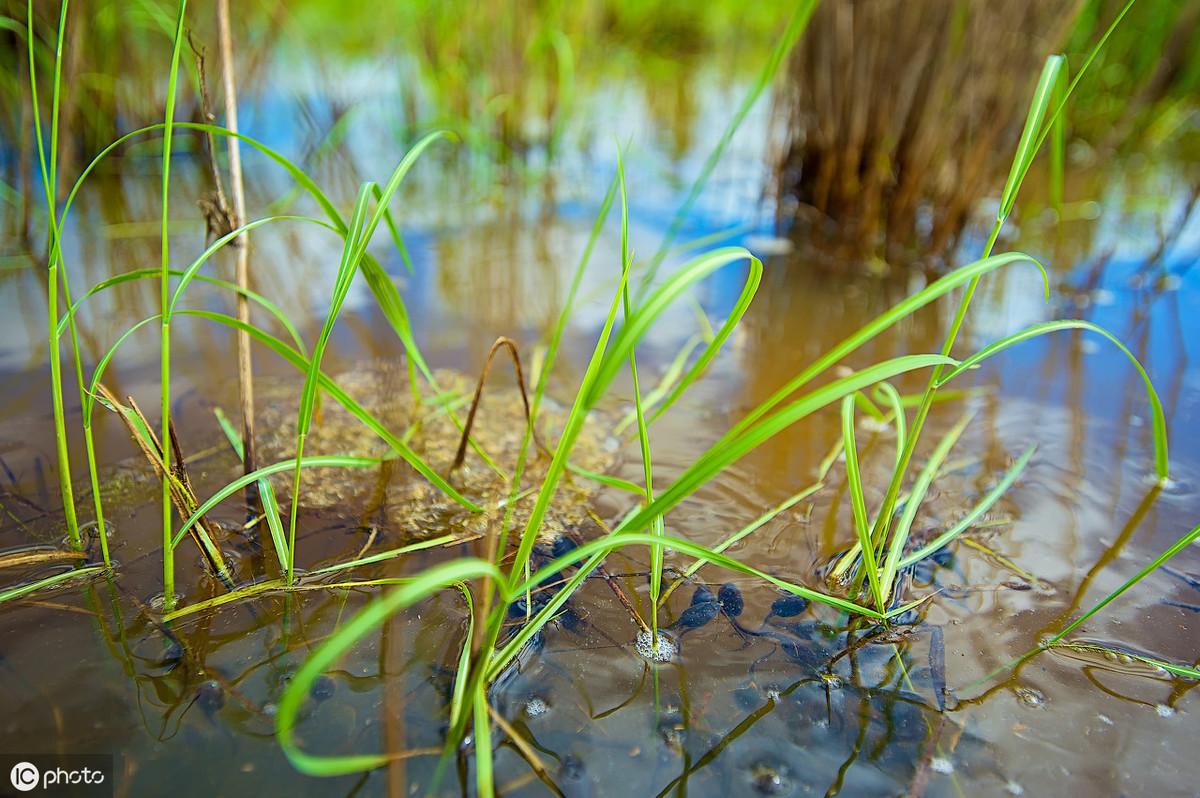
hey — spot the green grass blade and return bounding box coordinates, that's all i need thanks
[506,204,634,591]
[615,333,703,434]
[566,463,645,494]
[937,319,1167,478]
[589,247,760,408]
[172,455,380,549]
[998,56,1065,223]
[898,444,1036,568]
[1045,521,1200,648]
[85,315,160,420]
[157,0,188,606]
[841,395,884,609]
[878,412,973,603]
[275,558,504,776]
[213,407,244,459]
[306,535,460,577]
[473,689,494,798]
[448,584,474,731]
[721,253,1044,445]
[257,478,290,574]
[634,0,817,297]
[873,383,907,471]
[610,354,957,540]
[615,149,663,630]
[491,526,887,682]
[0,565,106,604]
[210,405,291,574]
[177,310,480,511]
[61,268,306,355]
[166,215,336,317]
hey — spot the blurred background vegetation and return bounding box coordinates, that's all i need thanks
[1,0,1197,272]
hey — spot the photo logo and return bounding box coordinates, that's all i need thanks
[9,762,39,792]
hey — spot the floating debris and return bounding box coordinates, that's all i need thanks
[635,629,677,663]
[1155,704,1175,718]
[309,675,336,702]
[930,757,955,775]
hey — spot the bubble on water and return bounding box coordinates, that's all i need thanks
[1005,780,1025,796]
[1014,686,1045,708]
[148,593,181,612]
[1091,288,1115,306]
[525,697,548,718]
[635,630,677,663]
[930,757,954,775]
[310,675,336,702]
[1155,703,1175,718]
[819,673,843,690]
[1097,713,1114,726]
[746,760,793,796]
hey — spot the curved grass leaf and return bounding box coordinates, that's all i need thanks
[999,56,1064,222]
[275,558,504,776]
[60,268,306,355]
[588,246,760,409]
[491,529,885,680]
[936,319,1168,478]
[166,215,336,317]
[610,354,957,539]
[873,383,906,471]
[721,253,1045,445]
[172,455,381,549]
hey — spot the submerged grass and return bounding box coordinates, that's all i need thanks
[8,1,1195,794]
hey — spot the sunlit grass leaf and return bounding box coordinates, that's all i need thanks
[0,565,107,604]
[841,394,884,610]
[276,558,504,776]
[937,319,1167,478]
[898,445,1036,568]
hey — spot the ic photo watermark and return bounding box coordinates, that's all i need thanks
[1,756,112,797]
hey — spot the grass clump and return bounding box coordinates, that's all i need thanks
[5,2,1195,796]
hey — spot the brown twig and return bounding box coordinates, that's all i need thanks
[216,0,259,486]
[451,336,545,472]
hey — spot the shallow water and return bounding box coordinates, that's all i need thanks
[2,20,1200,798]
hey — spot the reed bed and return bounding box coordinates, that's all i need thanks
[770,0,1197,269]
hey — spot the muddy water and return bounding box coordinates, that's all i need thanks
[2,42,1200,798]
